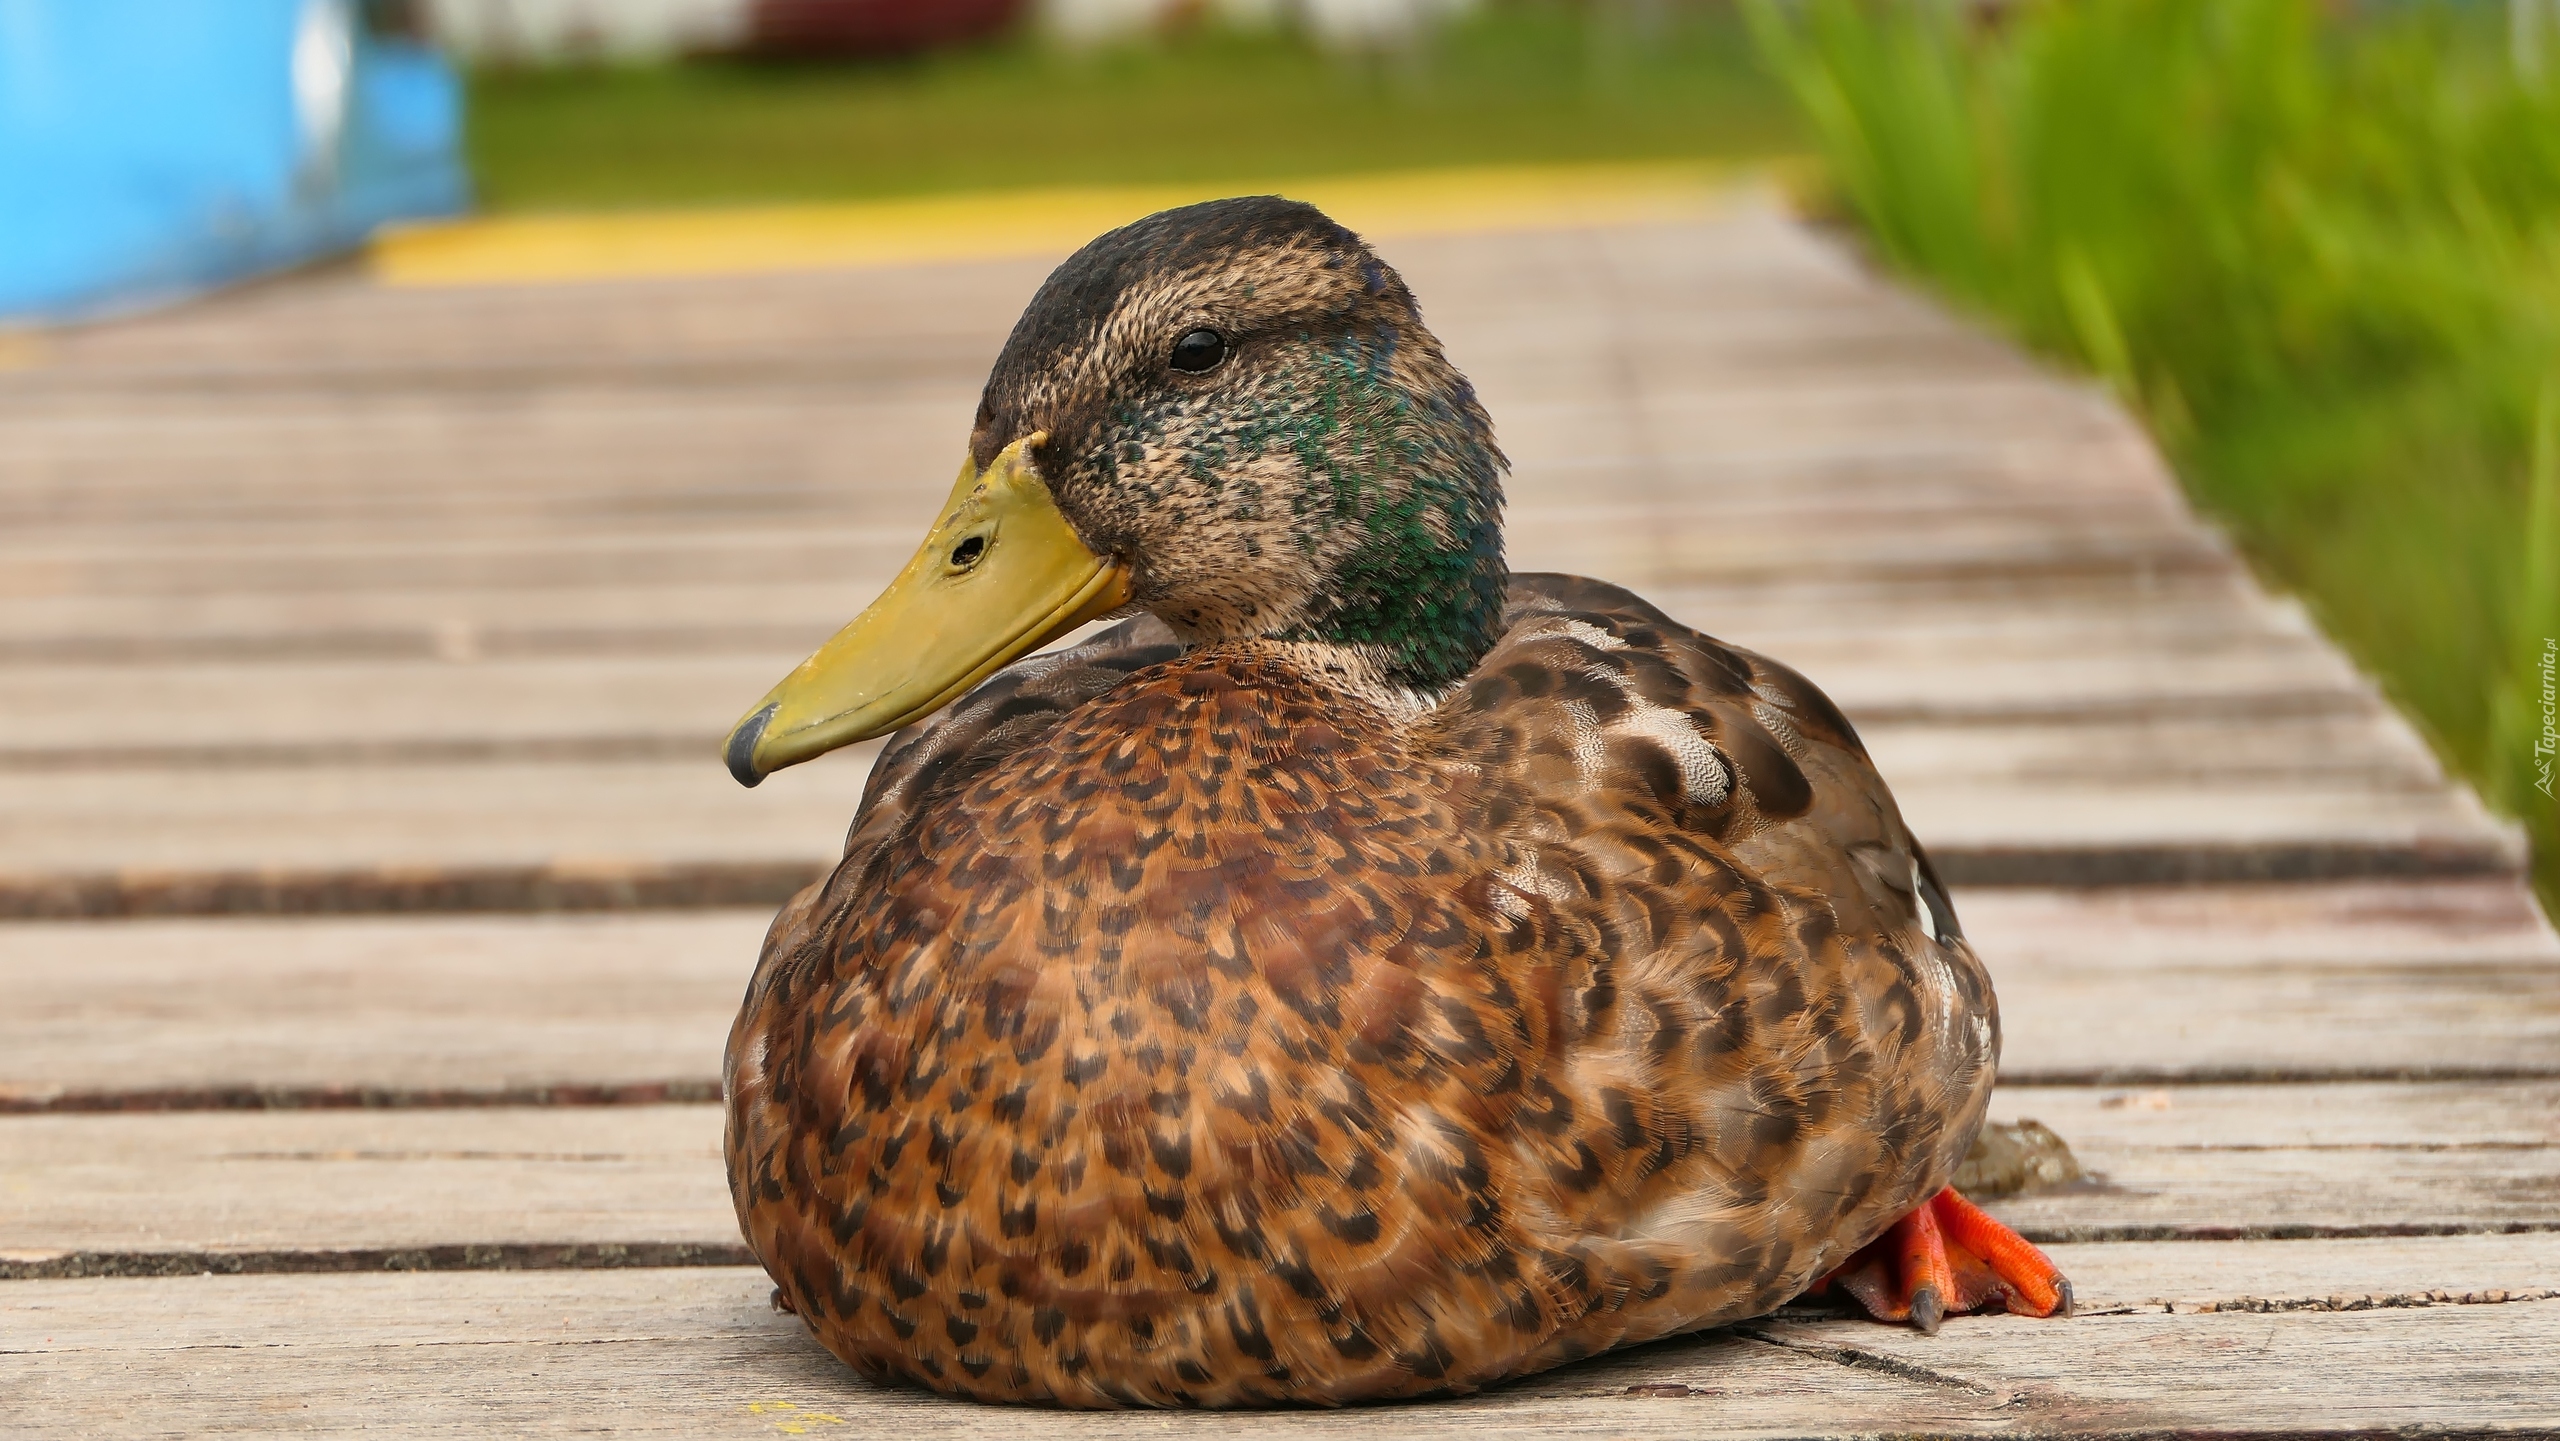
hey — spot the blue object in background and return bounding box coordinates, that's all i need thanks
[0,0,469,323]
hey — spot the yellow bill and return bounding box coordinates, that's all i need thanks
[724,435,1130,786]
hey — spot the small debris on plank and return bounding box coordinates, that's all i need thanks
[1953,1118,2085,1197]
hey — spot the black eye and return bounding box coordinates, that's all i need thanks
[1168,328,1227,374]
[949,535,985,568]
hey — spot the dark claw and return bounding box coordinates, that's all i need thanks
[770,1285,797,1315]
[1909,1285,1944,1335]
[2053,1277,2075,1319]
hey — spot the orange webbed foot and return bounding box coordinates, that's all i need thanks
[1812,1188,2073,1334]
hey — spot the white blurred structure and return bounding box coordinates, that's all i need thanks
[1040,0,1478,46]
[419,0,748,64]
[418,0,1476,62]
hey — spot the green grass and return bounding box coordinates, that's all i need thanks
[1748,0,2560,911]
[463,3,1801,212]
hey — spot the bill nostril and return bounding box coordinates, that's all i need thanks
[949,535,986,568]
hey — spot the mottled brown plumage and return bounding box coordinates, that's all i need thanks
[725,198,2057,1408]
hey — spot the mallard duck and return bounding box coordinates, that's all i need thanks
[720,197,2071,1409]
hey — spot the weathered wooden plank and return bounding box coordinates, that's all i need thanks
[0,861,822,923]
[11,287,2028,405]
[0,641,2380,755]
[6,483,2507,908]
[0,1106,737,1261]
[0,913,762,1105]
[0,395,2134,499]
[1742,1303,2560,1433]
[25,685,2496,899]
[1985,1081,2560,1240]
[0,572,2318,679]
[10,883,2547,1102]
[25,319,2035,404]
[0,819,2519,921]
[1,507,2231,604]
[0,588,2316,676]
[2041,1231,2560,1311]
[1886,784,2520,884]
[0,413,2160,557]
[0,707,2487,885]
[0,446,2146,538]
[0,494,2216,595]
[1863,711,2450,792]
[0,420,2132,514]
[6,1245,2558,1437]
[1973,877,2560,967]
[10,1233,2553,1349]
[1973,880,2560,1081]
[0,751,875,878]
[0,457,2174,568]
[6,1082,2553,1269]
[0,657,805,752]
[0,413,2132,506]
[15,254,1051,372]
[1994,956,2560,1080]
[1997,1079,2560,1155]
[0,1267,2005,1439]
[0,343,2085,432]
[0,583,881,654]
[0,209,1958,380]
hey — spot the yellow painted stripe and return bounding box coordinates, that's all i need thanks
[370,161,1770,287]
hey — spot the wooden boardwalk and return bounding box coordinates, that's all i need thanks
[4,196,2556,1435]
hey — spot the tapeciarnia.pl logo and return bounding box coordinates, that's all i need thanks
[2538,637,2557,800]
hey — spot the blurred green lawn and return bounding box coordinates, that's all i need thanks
[1752,0,2560,909]
[465,3,1801,211]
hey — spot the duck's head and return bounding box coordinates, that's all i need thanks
[725,196,1507,786]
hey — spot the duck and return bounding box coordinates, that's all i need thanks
[719,196,2071,1409]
